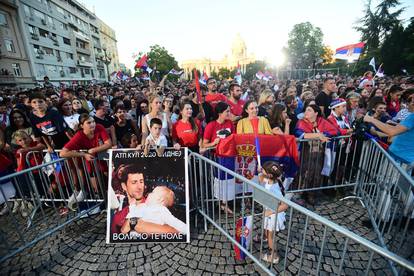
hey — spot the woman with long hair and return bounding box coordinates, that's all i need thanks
[5,109,34,149]
[237,100,273,135]
[60,114,112,193]
[269,103,291,135]
[294,105,339,204]
[141,94,171,144]
[172,100,202,152]
[58,99,79,132]
[257,89,274,118]
[384,85,404,118]
[72,98,89,115]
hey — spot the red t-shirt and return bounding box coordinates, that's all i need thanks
[64,124,109,151]
[203,120,234,142]
[226,99,245,117]
[205,93,227,110]
[172,119,202,147]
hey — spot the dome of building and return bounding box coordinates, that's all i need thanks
[231,33,246,58]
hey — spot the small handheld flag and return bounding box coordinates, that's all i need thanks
[369,57,376,72]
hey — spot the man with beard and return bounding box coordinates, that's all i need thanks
[205,78,227,110]
[226,83,245,122]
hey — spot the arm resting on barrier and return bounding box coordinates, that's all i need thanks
[265,202,289,216]
[364,114,408,137]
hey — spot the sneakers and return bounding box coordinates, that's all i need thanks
[12,200,20,213]
[261,253,280,264]
[67,191,78,210]
[76,190,85,202]
[68,190,85,210]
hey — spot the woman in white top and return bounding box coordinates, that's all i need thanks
[141,94,171,144]
[58,99,80,132]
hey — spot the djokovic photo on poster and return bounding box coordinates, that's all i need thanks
[106,148,189,243]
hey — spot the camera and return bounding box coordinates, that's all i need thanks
[352,117,369,139]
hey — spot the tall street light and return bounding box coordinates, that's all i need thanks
[102,48,112,82]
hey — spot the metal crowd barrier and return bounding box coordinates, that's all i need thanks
[189,151,414,275]
[291,135,360,193]
[353,138,414,261]
[0,151,107,263]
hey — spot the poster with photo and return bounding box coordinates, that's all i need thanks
[106,148,189,243]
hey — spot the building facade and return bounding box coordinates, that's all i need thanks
[0,0,35,87]
[0,0,119,87]
[181,34,255,80]
[98,18,119,78]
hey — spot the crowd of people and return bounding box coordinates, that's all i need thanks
[0,72,413,212]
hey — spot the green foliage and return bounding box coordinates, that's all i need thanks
[286,22,325,69]
[134,45,179,76]
[218,68,231,79]
[244,60,266,80]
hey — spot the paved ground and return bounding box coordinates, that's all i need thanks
[1,192,413,275]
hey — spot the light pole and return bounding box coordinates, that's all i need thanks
[102,48,112,82]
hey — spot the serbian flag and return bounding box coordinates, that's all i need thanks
[234,64,242,85]
[375,64,384,78]
[255,71,265,80]
[169,69,183,75]
[334,42,365,61]
[135,54,148,69]
[193,69,202,104]
[213,134,299,201]
[199,70,208,85]
[234,215,253,260]
[264,71,273,80]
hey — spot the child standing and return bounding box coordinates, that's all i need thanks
[144,118,168,156]
[258,161,288,264]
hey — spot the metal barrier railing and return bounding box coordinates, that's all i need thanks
[0,151,107,263]
[354,138,414,261]
[189,151,414,275]
[291,135,360,193]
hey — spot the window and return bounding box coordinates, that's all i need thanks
[28,25,36,34]
[0,12,7,26]
[23,5,31,17]
[43,47,54,56]
[84,68,90,74]
[63,37,71,45]
[76,40,86,49]
[5,39,15,53]
[36,64,46,77]
[12,63,21,77]
[69,67,76,74]
[66,52,73,59]
[39,28,48,37]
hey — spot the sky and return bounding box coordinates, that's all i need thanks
[82,0,414,70]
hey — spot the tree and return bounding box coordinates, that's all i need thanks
[134,45,179,76]
[244,60,266,80]
[218,68,231,79]
[285,22,325,69]
[321,46,334,65]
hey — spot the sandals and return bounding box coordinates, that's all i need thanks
[262,253,280,264]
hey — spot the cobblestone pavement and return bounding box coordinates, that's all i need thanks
[1,193,413,275]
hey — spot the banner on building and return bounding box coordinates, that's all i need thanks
[106,148,189,243]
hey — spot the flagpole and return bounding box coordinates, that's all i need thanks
[350,55,361,77]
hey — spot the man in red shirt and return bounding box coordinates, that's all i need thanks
[226,83,245,122]
[205,78,227,110]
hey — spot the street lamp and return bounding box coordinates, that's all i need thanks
[101,48,112,82]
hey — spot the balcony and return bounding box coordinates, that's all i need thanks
[73,31,90,42]
[77,60,93,67]
[76,47,91,55]
[31,33,39,40]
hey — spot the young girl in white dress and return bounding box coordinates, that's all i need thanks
[259,161,288,264]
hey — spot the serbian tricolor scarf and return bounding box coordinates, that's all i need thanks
[234,215,253,260]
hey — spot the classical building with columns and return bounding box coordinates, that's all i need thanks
[181,34,255,79]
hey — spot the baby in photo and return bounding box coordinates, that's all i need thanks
[126,186,187,234]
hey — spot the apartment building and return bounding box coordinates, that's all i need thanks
[7,0,118,86]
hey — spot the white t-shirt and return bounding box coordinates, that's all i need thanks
[146,133,168,147]
[127,203,187,234]
[64,114,80,131]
